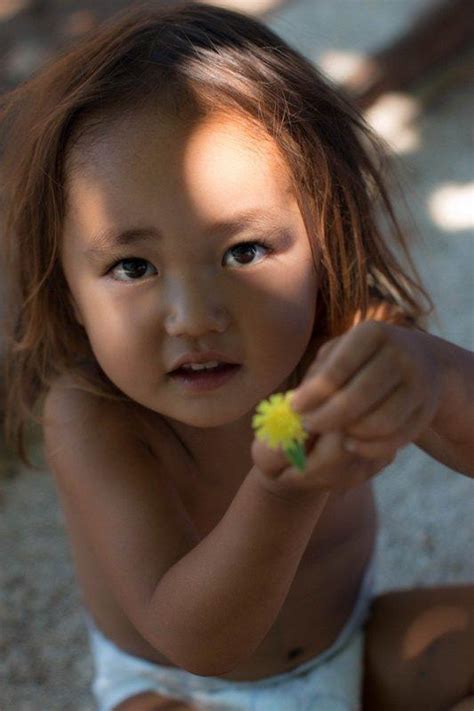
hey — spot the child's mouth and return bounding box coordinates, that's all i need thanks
[169,363,241,391]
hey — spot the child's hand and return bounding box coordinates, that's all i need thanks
[251,321,442,492]
[251,428,394,492]
[290,320,441,463]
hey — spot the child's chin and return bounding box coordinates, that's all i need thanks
[170,400,251,429]
[179,410,241,429]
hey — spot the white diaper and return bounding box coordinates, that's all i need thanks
[85,557,375,711]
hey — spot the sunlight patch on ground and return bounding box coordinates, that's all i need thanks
[319,50,370,84]
[317,52,422,156]
[428,182,474,232]
[364,93,421,154]
[199,0,284,15]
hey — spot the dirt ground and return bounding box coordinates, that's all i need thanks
[0,1,473,709]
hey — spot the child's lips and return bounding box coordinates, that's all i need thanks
[169,363,241,391]
[168,351,240,372]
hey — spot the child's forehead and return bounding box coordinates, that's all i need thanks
[66,108,296,215]
[67,107,291,186]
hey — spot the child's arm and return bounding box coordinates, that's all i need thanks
[413,333,474,473]
[290,322,474,478]
[43,381,330,676]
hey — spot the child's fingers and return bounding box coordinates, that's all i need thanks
[344,437,399,461]
[312,336,341,365]
[344,404,426,459]
[291,321,385,413]
[294,337,341,388]
[251,437,292,479]
[304,431,394,489]
[296,346,402,432]
[345,383,420,441]
[342,446,398,474]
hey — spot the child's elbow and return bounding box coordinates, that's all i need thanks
[145,609,260,676]
[142,594,257,676]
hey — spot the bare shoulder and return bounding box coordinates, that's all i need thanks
[42,373,154,466]
[43,372,137,429]
[41,373,181,510]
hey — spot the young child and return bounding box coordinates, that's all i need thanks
[1,3,473,710]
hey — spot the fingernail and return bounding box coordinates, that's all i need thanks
[343,438,357,453]
[290,391,307,413]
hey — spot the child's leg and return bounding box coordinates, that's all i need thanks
[363,585,474,711]
[113,692,197,711]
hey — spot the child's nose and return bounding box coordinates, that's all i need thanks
[164,281,229,337]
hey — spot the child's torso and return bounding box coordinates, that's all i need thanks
[63,401,377,680]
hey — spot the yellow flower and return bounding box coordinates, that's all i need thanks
[252,391,308,471]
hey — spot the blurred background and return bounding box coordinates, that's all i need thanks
[0,0,472,708]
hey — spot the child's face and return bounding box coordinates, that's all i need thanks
[62,108,318,429]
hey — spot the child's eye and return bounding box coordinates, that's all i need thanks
[223,240,272,268]
[108,258,157,282]
[106,240,272,281]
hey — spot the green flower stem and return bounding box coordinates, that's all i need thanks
[283,441,306,473]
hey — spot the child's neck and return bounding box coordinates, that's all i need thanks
[164,410,256,486]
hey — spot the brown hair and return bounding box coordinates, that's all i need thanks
[0,1,431,468]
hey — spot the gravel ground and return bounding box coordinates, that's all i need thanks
[1,1,473,709]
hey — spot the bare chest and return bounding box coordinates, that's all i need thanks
[176,460,252,538]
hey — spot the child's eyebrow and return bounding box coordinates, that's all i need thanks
[83,208,285,258]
